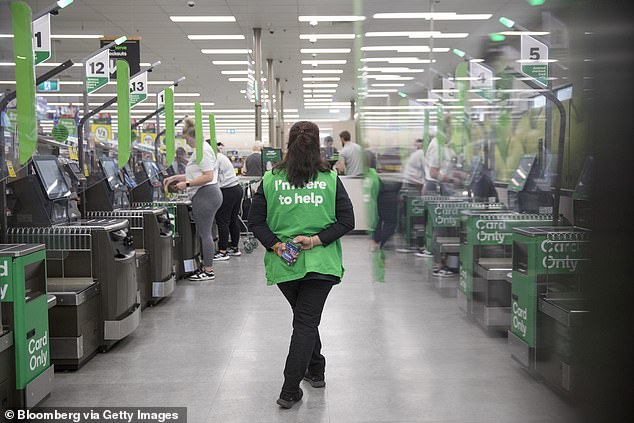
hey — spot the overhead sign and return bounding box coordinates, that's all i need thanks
[32,14,51,64]
[129,71,148,108]
[37,80,59,92]
[521,35,549,86]
[469,62,494,101]
[85,49,110,94]
[442,78,456,101]
[101,38,141,80]
[157,89,166,109]
[58,118,77,138]
[91,123,111,143]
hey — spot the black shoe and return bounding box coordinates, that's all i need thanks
[276,388,303,409]
[303,370,326,388]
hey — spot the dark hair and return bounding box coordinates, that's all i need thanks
[339,130,351,141]
[274,121,330,187]
[367,150,377,170]
[324,135,333,143]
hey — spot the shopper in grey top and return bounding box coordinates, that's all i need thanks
[244,141,263,176]
[335,130,364,176]
[214,151,244,260]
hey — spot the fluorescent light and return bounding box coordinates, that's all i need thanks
[302,77,341,82]
[299,16,365,22]
[364,75,414,80]
[302,69,343,74]
[499,31,550,36]
[365,31,468,38]
[362,57,434,64]
[363,94,389,98]
[212,61,251,65]
[300,48,351,54]
[469,58,485,63]
[171,16,236,22]
[189,35,245,41]
[221,70,249,75]
[360,67,423,73]
[306,94,333,98]
[52,34,104,39]
[202,49,251,54]
[367,89,398,93]
[373,12,491,20]
[299,34,356,40]
[371,83,405,87]
[361,46,449,53]
[311,89,337,93]
[303,84,339,88]
[301,60,347,65]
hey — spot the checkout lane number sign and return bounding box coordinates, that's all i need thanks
[129,71,148,108]
[520,35,549,87]
[32,14,51,65]
[86,49,110,94]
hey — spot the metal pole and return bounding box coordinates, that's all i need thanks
[253,28,263,142]
[275,77,282,147]
[267,59,276,148]
[349,100,356,121]
[279,89,285,149]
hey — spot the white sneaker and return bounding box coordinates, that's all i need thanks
[414,249,433,258]
[227,247,242,257]
[189,269,216,281]
[214,252,230,261]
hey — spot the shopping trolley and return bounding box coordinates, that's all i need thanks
[238,177,262,253]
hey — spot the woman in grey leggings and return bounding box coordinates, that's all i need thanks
[163,117,223,281]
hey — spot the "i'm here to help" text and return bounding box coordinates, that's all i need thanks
[274,179,326,207]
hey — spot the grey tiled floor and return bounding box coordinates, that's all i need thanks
[43,236,579,422]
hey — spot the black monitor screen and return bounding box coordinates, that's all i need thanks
[464,156,482,187]
[122,165,137,189]
[101,158,124,191]
[507,154,536,192]
[142,160,162,186]
[33,156,71,200]
[67,162,81,176]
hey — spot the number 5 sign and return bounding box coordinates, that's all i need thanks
[521,35,549,86]
[129,71,148,108]
[86,49,110,94]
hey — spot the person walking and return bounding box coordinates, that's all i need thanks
[163,118,222,281]
[214,150,244,260]
[249,121,355,409]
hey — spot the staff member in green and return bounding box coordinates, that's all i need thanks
[249,121,354,409]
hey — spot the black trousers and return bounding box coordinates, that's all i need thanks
[373,187,401,248]
[277,278,335,393]
[216,184,243,251]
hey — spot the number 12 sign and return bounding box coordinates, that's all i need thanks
[521,35,549,87]
[86,49,110,94]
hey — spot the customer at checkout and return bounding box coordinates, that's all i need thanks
[163,118,222,281]
[249,121,354,409]
[401,138,426,194]
[334,130,364,176]
[214,145,244,261]
[243,141,263,176]
[423,116,459,195]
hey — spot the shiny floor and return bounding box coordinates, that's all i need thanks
[43,236,578,422]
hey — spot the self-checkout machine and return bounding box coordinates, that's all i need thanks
[126,88,201,279]
[6,43,141,369]
[82,62,175,307]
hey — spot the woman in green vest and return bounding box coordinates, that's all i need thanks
[249,121,354,409]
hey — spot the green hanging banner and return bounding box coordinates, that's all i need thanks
[194,103,203,164]
[423,110,430,150]
[208,114,217,154]
[116,60,131,169]
[164,88,175,165]
[12,2,37,165]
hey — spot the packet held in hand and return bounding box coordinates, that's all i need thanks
[281,240,301,266]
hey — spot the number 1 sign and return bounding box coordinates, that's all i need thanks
[86,49,110,94]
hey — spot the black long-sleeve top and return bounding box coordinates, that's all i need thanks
[248,176,355,250]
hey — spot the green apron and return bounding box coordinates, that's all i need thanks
[262,169,344,285]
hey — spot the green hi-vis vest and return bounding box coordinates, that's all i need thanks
[262,169,344,285]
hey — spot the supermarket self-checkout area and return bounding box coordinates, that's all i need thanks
[0,1,207,409]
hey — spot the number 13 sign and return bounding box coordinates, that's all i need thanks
[520,35,549,87]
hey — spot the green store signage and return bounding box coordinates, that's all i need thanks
[86,49,110,94]
[0,259,13,302]
[32,13,51,65]
[129,71,148,108]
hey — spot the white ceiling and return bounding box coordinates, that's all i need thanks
[1,0,544,127]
